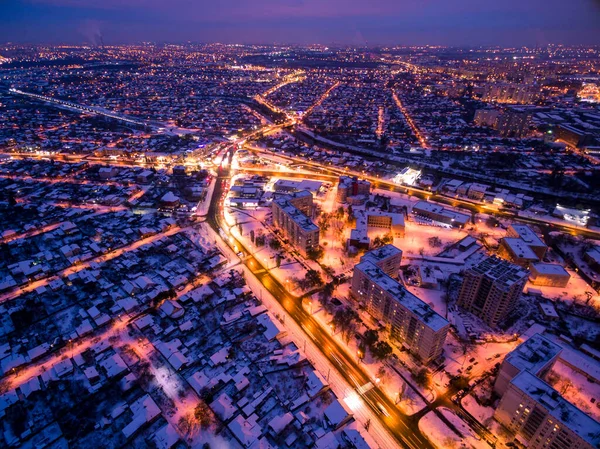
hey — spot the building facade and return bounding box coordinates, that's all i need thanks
[412,201,470,228]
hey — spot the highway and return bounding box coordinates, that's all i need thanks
[207,152,434,449]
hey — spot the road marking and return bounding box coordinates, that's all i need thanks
[357,382,374,395]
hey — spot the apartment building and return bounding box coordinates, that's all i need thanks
[457,256,528,328]
[494,333,562,396]
[271,190,319,257]
[336,176,371,204]
[495,370,600,449]
[351,259,449,364]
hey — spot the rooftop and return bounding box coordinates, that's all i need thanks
[360,244,402,265]
[509,224,546,248]
[469,256,529,288]
[506,333,562,374]
[502,238,539,261]
[531,263,570,276]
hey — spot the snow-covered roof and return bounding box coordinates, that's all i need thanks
[268,412,294,434]
[122,394,161,438]
[256,313,285,341]
[531,263,569,277]
[305,369,328,398]
[505,333,562,375]
[324,399,350,428]
[228,414,261,447]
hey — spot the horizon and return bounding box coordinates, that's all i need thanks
[1,0,600,47]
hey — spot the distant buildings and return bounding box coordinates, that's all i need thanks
[457,256,528,328]
[474,106,532,138]
[553,123,597,149]
[351,249,448,364]
[481,83,539,105]
[495,108,532,138]
[272,190,319,257]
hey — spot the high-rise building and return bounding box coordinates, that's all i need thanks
[457,257,528,328]
[351,257,449,363]
[272,191,319,257]
[495,108,532,138]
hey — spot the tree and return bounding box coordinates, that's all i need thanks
[304,269,324,288]
[486,216,500,228]
[363,329,379,349]
[318,213,331,234]
[194,402,213,429]
[332,306,359,341]
[318,282,335,308]
[376,366,387,384]
[179,413,197,436]
[306,246,324,261]
[428,236,442,248]
[414,368,430,388]
[269,238,281,250]
[371,341,392,361]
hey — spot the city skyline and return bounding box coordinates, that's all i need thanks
[2,0,600,46]
[1,5,600,449]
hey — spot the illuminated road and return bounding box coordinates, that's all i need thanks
[392,89,427,148]
[207,156,433,449]
[302,81,341,117]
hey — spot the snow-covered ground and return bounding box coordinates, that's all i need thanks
[545,360,600,422]
[444,332,520,380]
[418,408,487,449]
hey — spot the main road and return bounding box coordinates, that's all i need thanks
[206,154,434,449]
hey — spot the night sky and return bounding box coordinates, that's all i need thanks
[2,0,600,46]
